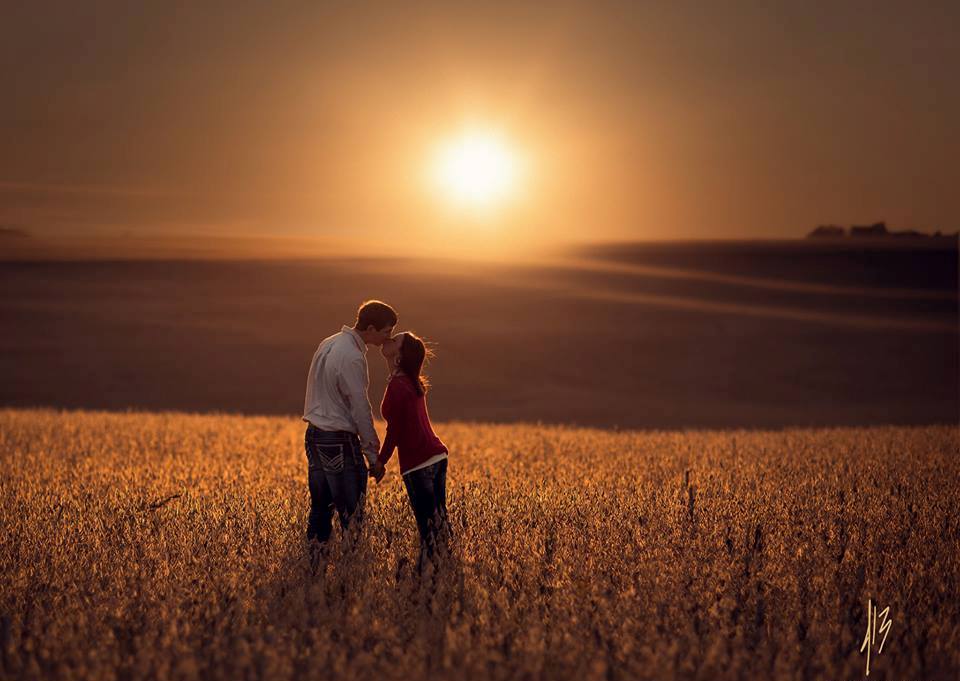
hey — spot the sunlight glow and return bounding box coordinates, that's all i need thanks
[428,128,525,211]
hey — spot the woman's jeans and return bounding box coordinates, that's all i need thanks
[304,425,368,544]
[402,457,450,569]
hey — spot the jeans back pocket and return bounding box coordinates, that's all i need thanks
[315,443,345,473]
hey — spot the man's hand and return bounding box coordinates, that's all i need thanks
[369,462,386,483]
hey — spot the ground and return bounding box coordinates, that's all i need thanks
[2,409,957,680]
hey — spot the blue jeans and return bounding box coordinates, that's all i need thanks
[402,458,450,569]
[304,425,368,544]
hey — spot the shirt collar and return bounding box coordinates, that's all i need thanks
[342,325,367,353]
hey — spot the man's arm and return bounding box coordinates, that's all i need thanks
[338,356,381,466]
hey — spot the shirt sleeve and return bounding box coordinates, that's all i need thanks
[338,355,381,466]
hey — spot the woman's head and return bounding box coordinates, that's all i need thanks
[380,331,432,396]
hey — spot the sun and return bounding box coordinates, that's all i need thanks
[428,128,525,211]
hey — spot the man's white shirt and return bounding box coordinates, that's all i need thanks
[303,326,380,465]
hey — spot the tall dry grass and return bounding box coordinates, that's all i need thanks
[1,408,958,680]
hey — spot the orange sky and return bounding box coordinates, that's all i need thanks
[1,1,958,256]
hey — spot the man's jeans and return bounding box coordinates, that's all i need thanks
[402,458,450,569]
[304,425,368,544]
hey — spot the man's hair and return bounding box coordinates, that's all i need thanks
[355,300,398,332]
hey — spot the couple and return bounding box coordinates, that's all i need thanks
[302,299,450,569]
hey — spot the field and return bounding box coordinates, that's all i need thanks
[2,408,958,680]
[1,240,957,430]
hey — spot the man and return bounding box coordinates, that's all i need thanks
[302,299,396,546]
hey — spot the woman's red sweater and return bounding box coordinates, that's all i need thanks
[379,373,448,474]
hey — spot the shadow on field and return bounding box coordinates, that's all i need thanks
[251,528,467,675]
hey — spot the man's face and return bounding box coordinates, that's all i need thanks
[380,332,404,359]
[366,324,395,346]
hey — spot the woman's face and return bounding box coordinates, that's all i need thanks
[380,332,404,366]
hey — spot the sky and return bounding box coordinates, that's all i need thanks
[1,0,958,254]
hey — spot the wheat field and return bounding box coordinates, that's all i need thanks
[1,409,958,681]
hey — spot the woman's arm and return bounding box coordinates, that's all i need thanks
[378,380,404,468]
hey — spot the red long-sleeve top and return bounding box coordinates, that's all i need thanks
[379,373,448,474]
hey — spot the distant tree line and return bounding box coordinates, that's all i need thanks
[807,221,958,240]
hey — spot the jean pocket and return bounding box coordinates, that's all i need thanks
[315,443,345,473]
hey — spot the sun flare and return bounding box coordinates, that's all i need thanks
[428,128,525,210]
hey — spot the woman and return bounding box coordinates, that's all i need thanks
[378,331,450,569]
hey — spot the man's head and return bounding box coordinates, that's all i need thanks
[353,300,398,346]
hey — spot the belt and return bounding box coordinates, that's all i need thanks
[305,424,356,437]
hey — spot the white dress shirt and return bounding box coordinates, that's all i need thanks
[303,325,380,465]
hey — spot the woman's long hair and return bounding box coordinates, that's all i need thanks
[397,332,432,397]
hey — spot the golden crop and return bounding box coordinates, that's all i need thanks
[1,409,958,680]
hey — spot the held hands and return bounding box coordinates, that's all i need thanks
[369,461,386,484]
